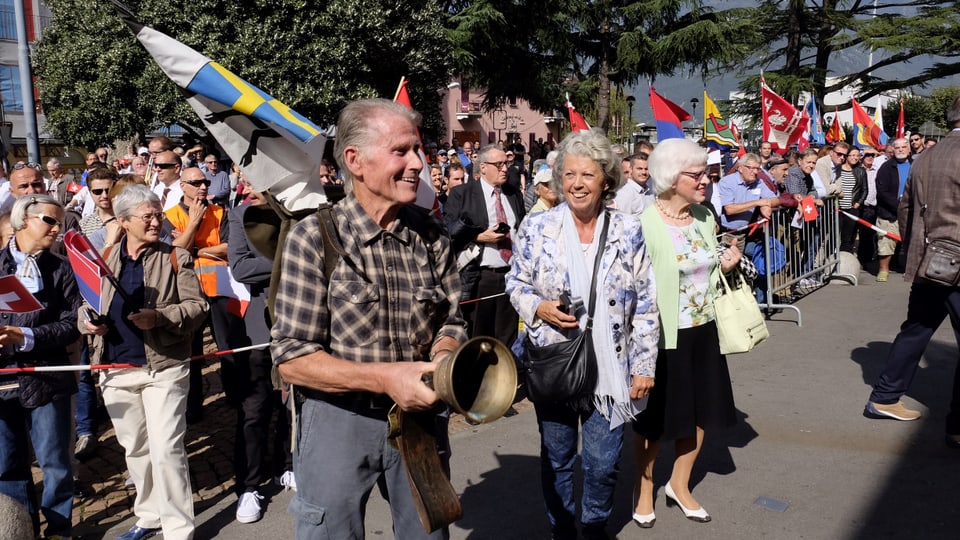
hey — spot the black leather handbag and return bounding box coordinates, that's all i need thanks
[522,213,609,404]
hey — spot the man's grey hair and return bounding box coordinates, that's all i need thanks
[546,150,559,167]
[333,99,421,195]
[476,144,503,169]
[46,158,61,169]
[113,184,160,219]
[11,194,62,231]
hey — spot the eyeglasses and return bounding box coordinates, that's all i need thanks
[863,153,877,157]
[182,179,211,187]
[742,165,761,171]
[910,137,921,142]
[833,151,848,158]
[484,161,508,169]
[153,162,178,169]
[679,170,707,180]
[32,213,62,228]
[130,212,164,224]
[91,188,111,196]
[13,162,41,171]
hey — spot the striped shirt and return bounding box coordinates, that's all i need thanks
[271,195,468,366]
[839,169,856,209]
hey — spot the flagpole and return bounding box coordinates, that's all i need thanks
[393,76,406,101]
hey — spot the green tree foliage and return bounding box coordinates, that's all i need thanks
[733,1,960,122]
[447,0,757,132]
[34,0,451,148]
[880,85,960,136]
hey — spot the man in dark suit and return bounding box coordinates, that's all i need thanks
[444,145,525,346]
[866,96,960,450]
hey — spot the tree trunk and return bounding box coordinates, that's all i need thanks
[813,0,836,105]
[597,7,612,133]
[784,0,803,76]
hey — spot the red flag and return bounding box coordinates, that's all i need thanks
[566,94,591,132]
[896,99,905,139]
[0,276,42,313]
[800,195,819,222]
[731,121,746,158]
[64,230,110,313]
[826,109,844,143]
[760,75,808,152]
[393,77,439,214]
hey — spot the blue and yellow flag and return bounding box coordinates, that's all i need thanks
[113,0,328,212]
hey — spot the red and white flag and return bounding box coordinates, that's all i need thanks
[394,77,440,214]
[760,75,808,152]
[896,99,905,139]
[0,275,42,313]
[801,195,819,222]
[566,94,591,132]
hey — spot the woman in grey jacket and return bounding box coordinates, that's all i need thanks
[81,185,208,540]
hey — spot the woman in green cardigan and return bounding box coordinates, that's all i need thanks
[630,138,741,529]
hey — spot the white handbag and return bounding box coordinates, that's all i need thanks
[714,268,769,354]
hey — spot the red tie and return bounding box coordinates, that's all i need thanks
[493,187,512,262]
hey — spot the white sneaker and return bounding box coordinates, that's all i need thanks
[236,491,264,524]
[276,470,297,492]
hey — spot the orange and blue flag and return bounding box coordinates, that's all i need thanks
[649,87,690,141]
[851,97,888,149]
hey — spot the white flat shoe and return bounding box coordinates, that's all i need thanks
[632,511,656,528]
[664,482,711,523]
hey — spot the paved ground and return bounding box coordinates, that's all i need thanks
[44,266,959,539]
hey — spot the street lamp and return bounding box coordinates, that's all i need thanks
[625,95,635,143]
[689,97,699,127]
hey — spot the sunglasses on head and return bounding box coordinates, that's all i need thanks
[13,162,41,171]
[183,179,211,187]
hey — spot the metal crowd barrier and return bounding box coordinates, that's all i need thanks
[757,195,853,326]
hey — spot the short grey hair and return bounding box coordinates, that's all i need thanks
[648,138,708,195]
[546,150,558,167]
[550,130,624,203]
[333,99,421,195]
[113,184,160,219]
[476,144,502,168]
[11,194,62,231]
[740,152,761,167]
[46,158,61,169]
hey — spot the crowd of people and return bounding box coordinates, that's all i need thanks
[0,94,957,540]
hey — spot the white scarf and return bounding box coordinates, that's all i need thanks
[10,237,43,293]
[561,210,641,429]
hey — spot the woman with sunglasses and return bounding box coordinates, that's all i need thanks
[0,194,80,539]
[81,185,208,540]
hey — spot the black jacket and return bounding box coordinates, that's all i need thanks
[0,247,81,408]
[876,157,912,221]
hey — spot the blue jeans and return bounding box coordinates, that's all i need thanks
[534,402,623,538]
[76,342,98,437]
[0,395,74,536]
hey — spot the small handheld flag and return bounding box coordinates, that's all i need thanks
[566,94,591,132]
[0,276,42,313]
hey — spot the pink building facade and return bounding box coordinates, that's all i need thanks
[439,81,564,152]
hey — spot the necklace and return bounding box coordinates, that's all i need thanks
[655,198,691,220]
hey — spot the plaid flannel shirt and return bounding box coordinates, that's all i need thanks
[271,195,468,366]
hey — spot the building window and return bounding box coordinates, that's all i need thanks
[0,65,23,112]
[0,0,15,41]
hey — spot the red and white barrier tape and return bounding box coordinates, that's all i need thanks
[840,210,902,242]
[0,342,270,374]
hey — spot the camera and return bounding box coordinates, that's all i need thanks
[558,292,584,316]
[494,222,510,234]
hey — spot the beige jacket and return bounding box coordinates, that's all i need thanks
[80,239,209,371]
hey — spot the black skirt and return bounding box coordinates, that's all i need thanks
[632,321,737,441]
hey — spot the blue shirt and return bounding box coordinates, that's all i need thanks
[718,171,777,230]
[105,239,148,366]
[897,161,911,198]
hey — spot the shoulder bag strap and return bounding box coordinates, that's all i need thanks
[583,211,611,332]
